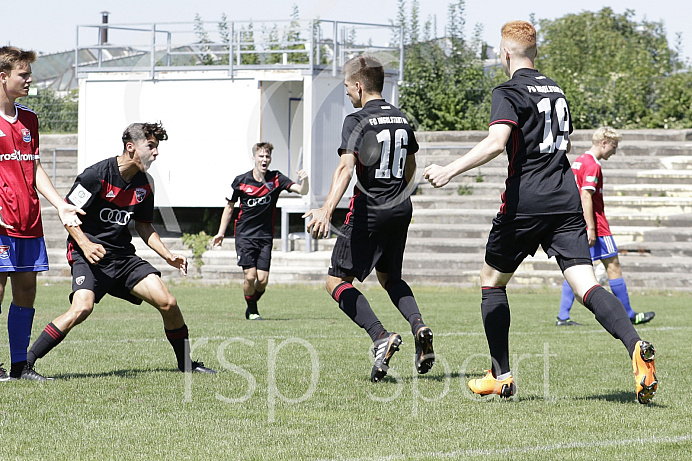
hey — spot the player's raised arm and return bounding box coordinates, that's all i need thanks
[302,152,355,239]
[288,169,309,195]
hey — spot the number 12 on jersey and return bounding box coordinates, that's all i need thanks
[375,128,409,179]
[538,97,570,154]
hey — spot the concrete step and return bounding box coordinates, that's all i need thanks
[618,241,692,258]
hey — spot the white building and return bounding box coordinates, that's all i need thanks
[76,18,403,247]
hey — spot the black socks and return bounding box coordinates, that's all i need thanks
[481,286,511,377]
[583,285,640,357]
[332,282,385,341]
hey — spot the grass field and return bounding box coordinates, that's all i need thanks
[0,282,689,460]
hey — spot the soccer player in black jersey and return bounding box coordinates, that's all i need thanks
[304,55,434,383]
[424,21,657,404]
[23,122,215,379]
[212,142,308,320]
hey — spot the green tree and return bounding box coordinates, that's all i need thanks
[649,71,692,128]
[285,4,308,64]
[22,90,78,133]
[263,24,282,64]
[398,0,499,131]
[240,21,260,65]
[218,13,230,65]
[193,13,215,65]
[535,7,680,128]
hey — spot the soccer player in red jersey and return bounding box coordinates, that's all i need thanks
[556,127,655,326]
[424,22,656,403]
[212,142,308,320]
[23,122,215,379]
[0,47,84,381]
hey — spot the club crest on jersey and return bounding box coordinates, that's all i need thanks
[75,276,85,286]
[266,182,274,191]
[135,188,147,203]
[21,129,31,143]
[0,245,9,260]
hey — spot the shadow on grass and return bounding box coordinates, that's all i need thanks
[51,367,187,380]
[584,392,667,407]
[376,370,485,384]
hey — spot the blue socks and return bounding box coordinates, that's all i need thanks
[7,303,35,364]
[558,280,575,320]
[608,277,636,319]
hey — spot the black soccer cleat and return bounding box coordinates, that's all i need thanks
[414,326,435,374]
[631,311,655,325]
[20,364,54,382]
[370,332,402,383]
[0,363,11,382]
[245,307,263,320]
[181,361,217,374]
[555,317,583,326]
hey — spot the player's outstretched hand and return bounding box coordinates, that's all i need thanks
[296,169,308,181]
[302,208,330,239]
[58,203,86,227]
[82,241,106,265]
[423,164,453,188]
[212,233,224,247]
[0,206,14,229]
[167,253,188,276]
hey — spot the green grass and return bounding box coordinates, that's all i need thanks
[0,282,689,460]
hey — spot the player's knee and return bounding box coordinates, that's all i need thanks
[256,273,269,286]
[70,303,94,324]
[11,284,37,306]
[158,294,178,313]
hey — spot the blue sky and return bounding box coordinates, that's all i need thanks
[2,0,690,61]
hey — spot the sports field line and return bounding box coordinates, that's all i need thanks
[358,434,692,460]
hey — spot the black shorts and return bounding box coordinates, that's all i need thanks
[485,213,592,273]
[70,251,161,304]
[328,223,408,282]
[235,237,273,271]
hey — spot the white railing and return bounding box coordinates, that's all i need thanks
[74,19,403,80]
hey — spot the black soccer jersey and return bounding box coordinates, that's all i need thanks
[65,157,154,259]
[489,68,581,216]
[339,98,419,231]
[229,170,294,239]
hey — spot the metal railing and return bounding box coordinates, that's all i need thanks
[75,19,404,80]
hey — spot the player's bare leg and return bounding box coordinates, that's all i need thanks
[133,274,215,373]
[243,267,266,320]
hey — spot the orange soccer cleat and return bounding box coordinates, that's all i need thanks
[632,340,657,404]
[468,370,515,398]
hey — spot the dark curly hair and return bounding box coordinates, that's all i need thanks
[122,122,168,151]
